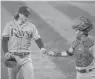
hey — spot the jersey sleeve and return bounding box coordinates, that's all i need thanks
[32,25,41,40]
[2,22,11,37]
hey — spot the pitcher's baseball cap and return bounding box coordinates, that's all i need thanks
[18,6,30,17]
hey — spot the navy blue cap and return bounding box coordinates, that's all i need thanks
[18,6,30,17]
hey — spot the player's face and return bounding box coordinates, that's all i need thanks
[75,30,79,35]
[19,13,28,23]
[75,30,83,39]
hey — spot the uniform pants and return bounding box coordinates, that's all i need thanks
[76,69,95,79]
[76,59,95,79]
[8,54,34,79]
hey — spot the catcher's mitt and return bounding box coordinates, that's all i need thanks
[4,54,17,68]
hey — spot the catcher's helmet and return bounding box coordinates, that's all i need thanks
[18,6,30,17]
[72,16,93,33]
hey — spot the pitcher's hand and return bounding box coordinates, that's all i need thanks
[40,48,47,54]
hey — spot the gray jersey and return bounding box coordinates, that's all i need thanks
[2,20,40,52]
[72,36,94,67]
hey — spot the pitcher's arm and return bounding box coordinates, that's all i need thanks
[2,37,9,54]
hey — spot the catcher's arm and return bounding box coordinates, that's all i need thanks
[61,48,74,57]
[60,40,76,57]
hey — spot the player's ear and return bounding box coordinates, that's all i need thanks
[14,13,19,20]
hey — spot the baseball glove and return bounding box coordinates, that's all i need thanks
[4,54,17,68]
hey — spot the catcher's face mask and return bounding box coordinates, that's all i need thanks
[75,30,83,40]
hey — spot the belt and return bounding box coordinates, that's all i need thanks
[10,52,30,57]
[77,68,95,73]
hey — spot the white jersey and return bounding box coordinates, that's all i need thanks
[2,20,40,52]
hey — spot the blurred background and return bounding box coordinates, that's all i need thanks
[1,1,95,79]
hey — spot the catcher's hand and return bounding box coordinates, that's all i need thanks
[4,52,17,68]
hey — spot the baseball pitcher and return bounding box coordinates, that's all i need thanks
[48,16,95,79]
[2,6,47,79]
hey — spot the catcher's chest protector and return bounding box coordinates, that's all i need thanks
[73,37,94,67]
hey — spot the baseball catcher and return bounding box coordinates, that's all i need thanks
[48,16,95,79]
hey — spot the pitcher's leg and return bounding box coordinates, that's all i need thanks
[21,62,34,79]
[8,65,20,79]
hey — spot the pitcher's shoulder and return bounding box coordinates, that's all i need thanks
[5,21,14,27]
[27,21,36,28]
[88,35,95,41]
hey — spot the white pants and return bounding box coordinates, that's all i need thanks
[76,69,95,79]
[76,59,95,79]
[8,54,34,79]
